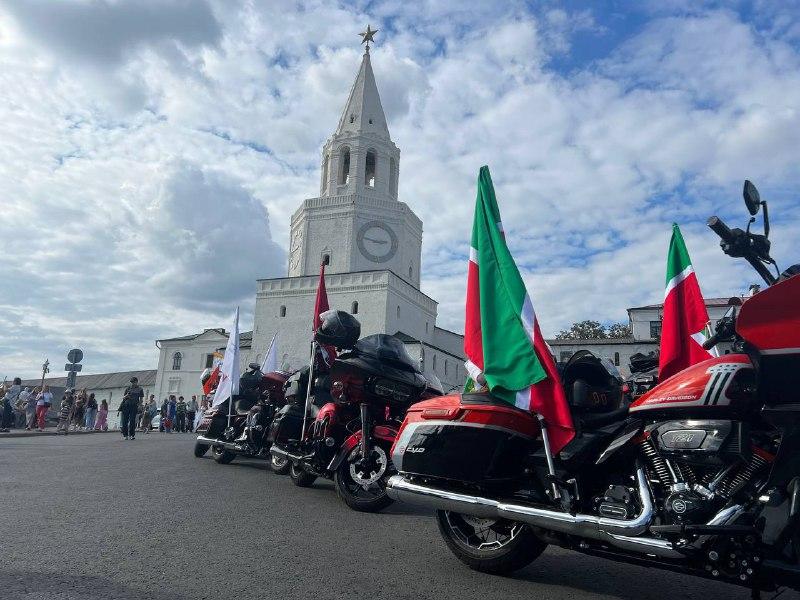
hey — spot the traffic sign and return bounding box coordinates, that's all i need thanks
[67,349,83,364]
[65,363,83,372]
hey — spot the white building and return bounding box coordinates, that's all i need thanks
[547,297,739,377]
[153,45,464,394]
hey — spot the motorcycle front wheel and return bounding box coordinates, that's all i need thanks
[289,462,316,487]
[270,454,290,475]
[194,441,209,458]
[212,445,236,464]
[333,445,393,513]
[435,510,546,574]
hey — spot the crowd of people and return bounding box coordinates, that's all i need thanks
[0,376,207,437]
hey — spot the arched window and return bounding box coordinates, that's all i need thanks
[425,322,429,333]
[279,305,286,318]
[397,305,400,319]
[339,147,350,185]
[408,265,413,280]
[444,360,448,376]
[365,149,376,187]
[389,157,397,196]
[321,154,329,193]
[351,301,359,315]
[322,254,330,266]
[172,352,182,370]
[432,355,437,372]
[614,352,620,366]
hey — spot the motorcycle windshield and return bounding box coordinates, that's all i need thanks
[737,275,800,353]
[354,334,420,373]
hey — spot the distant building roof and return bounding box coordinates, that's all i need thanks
[158,329,253,348]
[394,331,464,360]
[546,337,656,346]
[20,369,157,390]
[628,297,738,311]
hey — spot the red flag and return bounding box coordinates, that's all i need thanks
[313,262,336,365]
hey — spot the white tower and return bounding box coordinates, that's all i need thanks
[287,45,422,287]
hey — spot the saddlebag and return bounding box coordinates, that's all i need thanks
[391,393,539,485]
[267,403,305,445]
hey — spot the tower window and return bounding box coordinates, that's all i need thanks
[444,360,448,376]
[397,305,400,319]
[279,305,286,318]
[408,265,413,280]
[351,301,359,315]
[614,352,620,366]
[433,355,437,372]
[349,114,355,124]
[172,352,182,370]
[368,118,373,124]
[339,147,350,185]
[322,254,330,265]
[365,149,376,187]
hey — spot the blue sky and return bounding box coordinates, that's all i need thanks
[1,0,799,379]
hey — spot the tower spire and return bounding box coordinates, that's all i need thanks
[335,27,388,139]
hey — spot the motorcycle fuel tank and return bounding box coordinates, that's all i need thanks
[629,355,755,415]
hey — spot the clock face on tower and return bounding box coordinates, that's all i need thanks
[356,220,398,263]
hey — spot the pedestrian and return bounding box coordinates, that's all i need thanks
[57,389,74,434]
[23,386,38,430]
[187,395,199,433]
[140,396,156,433]
[0,377,21,432]
[71,389,86,431]
[136,395,146,430]
[84,393,98,430]
[95,399,109,431]
[159,398,168,433]
[167,395,177,433]
[176,396,187,433]
[117,377,143,440]
[35,385,53,431]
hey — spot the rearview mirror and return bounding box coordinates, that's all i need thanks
[743,180,761,216]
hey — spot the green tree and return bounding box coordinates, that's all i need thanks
[606,323,632,338]
[555,320,607,340]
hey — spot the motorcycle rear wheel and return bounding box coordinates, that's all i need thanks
[435,510,546,574]
[289,462,316,487]
[270,454,290,475]
[212,445,236,464]
[194,441,209,458]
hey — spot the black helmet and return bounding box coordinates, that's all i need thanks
[315,310,360,349]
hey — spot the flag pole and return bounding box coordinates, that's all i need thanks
[301,340,317,442]
[536,414,561,500]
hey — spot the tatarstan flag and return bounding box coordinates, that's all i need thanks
[464,166,574,454]
[658,224,715,381]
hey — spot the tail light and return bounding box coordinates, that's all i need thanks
[421,407,461,420]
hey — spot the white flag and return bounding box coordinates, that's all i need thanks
[260,333,278,373]
[212,307,240,407]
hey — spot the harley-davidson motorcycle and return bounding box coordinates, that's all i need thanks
[194,363,288,466]
[386,180,800,594]
[269,310,442,512]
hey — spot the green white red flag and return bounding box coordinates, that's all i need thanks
[658,224,715,381]
[464,166,575,455]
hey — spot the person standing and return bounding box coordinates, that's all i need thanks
[118,377,143,440]
[84,393,98,430]
[187,395,199,433]
[167,395,177,433]
[71,389,86,431]
[140,396,156,433]
[159,398,168,433]
[35,386,53,431]
[175,396,187,433]
[1,378,21,432]
[57,389,74,434]
[95,399,109,431]
[23,387,37,430]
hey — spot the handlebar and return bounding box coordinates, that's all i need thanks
[707,216,777,286]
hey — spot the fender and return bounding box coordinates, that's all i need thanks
[328,424,399,472]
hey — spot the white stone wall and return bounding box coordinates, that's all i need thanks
[154,331,228,402]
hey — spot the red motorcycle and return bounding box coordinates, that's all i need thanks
[269,310,442,512]
[386,180,800,594]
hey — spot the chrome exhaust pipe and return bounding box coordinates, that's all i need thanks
[386,466,684,559]
[196,435,240,452]
[269,445,304,462]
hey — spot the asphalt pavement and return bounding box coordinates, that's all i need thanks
[0,434,795,600]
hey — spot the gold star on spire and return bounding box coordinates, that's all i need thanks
[359,24,378,51]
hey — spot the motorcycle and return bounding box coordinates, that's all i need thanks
[623,351,659,402]
[385,180,800,594]
[269,310,442,512]
[194,363,289,465]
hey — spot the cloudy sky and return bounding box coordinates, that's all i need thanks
[2,0,799,379]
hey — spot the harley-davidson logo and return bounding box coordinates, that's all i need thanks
[405,447,426,454]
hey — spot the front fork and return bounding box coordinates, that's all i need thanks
[360,403,371,460]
